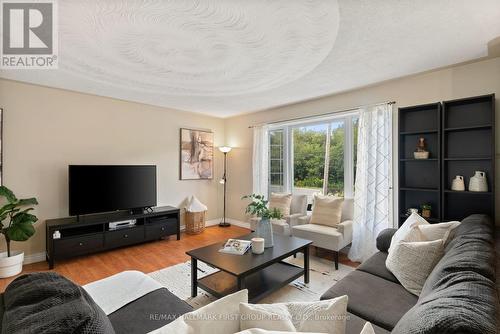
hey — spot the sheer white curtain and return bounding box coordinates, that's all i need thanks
[252,125,270,196]
[349,104,393,262]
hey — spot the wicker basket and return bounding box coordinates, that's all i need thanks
[185,210,206,234]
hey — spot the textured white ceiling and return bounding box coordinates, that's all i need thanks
[2,0,500,117]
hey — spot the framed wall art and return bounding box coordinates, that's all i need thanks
[180,128,213,180]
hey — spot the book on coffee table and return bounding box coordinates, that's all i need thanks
[219,239,252,255]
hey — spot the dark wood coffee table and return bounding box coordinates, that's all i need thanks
[186,233,312,303]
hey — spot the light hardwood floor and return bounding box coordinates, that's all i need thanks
[0,225,358,292]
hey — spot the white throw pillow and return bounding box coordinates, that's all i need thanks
[310,194,344,227]
[388,212,428,253]
[418,221,460,243]
[359,322,376,334]
[240,295,348,334]
[386,226,444,296]
[149,289,248,334]
[269,193,293,216]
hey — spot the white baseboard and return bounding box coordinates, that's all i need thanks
[24,252,46,265]
[205,218,250,229]
[23,218,250,265]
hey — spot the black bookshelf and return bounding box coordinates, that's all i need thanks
[398,103,442,226]
[442,94,495,221]
[398,94,496,227]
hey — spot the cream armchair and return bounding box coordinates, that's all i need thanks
[291,198,354,270]
[250,194,308,236]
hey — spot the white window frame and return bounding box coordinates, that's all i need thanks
[268,111,359,200]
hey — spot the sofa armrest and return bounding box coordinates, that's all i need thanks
[337,220,353,244]
[249,217,260,231]
[296,215,311,226]
[286,213,307,227]
[376,228,397,252]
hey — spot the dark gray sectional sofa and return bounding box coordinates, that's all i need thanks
[2,214,496,334]
[322,214,498,334]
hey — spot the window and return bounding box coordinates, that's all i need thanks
[268,113,359,203]
[269,129,285,193]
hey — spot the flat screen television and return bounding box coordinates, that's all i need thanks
[69,165,157,216]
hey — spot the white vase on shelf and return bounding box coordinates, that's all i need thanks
[451,175,465,191]
[469,171,488,192]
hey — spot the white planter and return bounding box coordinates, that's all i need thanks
[0,251,24,278]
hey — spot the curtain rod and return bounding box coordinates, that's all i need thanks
[248,100,396,128]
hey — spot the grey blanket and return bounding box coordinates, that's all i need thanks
[2,272,115,334]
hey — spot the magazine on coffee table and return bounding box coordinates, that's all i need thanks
[219,239,252,255]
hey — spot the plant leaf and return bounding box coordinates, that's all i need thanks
[0,186,17,203]
[18,198,38,206]
[5,221,35,241]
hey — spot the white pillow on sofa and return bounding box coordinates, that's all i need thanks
[149,289,248,334]
[239,295,348,334]
[386,226,445,296]
[389,213,460,253]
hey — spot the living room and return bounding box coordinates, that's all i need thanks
[0,1,499,334]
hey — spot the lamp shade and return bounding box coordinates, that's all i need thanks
[219,146,232,153]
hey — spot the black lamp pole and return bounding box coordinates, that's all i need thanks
[219,150,230,227]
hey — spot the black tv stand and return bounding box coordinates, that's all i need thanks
[45,206,180,269]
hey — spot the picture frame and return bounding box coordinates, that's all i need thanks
[179,128,213,180]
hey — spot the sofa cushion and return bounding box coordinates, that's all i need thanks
[320,270,417,330]
[357,252,398,284]
[392,271,497,334]
[292,223,343,250]
[290,194,308,215]
[345,313,390,334]
[420,214,495,299]
[3,272,115,334]
[108,288,192,334]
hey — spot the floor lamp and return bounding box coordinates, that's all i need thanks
[219,146,232,227]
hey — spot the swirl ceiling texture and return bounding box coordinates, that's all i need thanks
[1,0,500,117]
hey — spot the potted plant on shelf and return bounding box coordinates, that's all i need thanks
[0,186,38,278]
[421,204,432,219]
[242,194,280,248]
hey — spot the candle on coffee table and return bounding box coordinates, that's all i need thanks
[251,237,265,254]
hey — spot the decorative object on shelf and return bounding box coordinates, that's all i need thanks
[469,171,488,192]
[185,195,208,234]
[180,128,214,180]
[414,137,429,159]
[451,175,465,191]
[251,237,265,254]
[219,146,232,227]
[0,186,38,278]
[406,208,419,216]
[242,193,276,248]
[421,204,432,218]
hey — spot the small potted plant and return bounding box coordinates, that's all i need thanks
[242,194,275,248]
[421,204,432,219]
[0,186,38,278]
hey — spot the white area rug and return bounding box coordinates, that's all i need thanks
[148,254,354,309]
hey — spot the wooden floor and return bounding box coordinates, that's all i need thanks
[0,225,358,292]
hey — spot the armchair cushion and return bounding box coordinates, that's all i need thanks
[269,193,292,216]
[290,195,308,215]
[310,194,343,227]
[292,224,345,251]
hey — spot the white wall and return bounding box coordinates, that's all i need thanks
[224,57,500,225]
[0,79,225,257]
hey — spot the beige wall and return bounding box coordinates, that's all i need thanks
[224,57,500,225]
[0,79,225,258]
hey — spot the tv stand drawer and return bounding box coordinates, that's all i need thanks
[145,222,177,239]
[54,234,104,257]
[105,227,144,248]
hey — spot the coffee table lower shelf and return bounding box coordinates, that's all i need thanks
[198,261,304,303]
